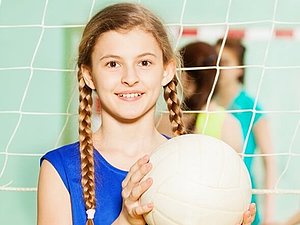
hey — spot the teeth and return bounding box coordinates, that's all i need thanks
[119,93,142,98]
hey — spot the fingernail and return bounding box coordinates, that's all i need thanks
[147,178,153,184]
[147,202,153,208]
[144,155,150,162]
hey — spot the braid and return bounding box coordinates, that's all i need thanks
[163,76,187,136]
[78,71,96,225]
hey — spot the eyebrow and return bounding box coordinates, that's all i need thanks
[137,52,157,58]
[99,55,121,61]
[99,52,157,61]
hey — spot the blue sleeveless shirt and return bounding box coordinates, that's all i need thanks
[41,142,128,225]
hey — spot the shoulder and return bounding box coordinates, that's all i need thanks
[220,103,241,129]
[41,142,80,164]
[223,113,242,132]
[233,90,263,110]
[234,90,255,105]
[40,142,80,190]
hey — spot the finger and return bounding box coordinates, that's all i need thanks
[122,163,152,199]
[249,203,256,217]
[246,203,256,225]
[122,156,148,188]
[132,202,154,217]
[122,155,150,188]
[242,211,250,225]
[242,210,255,225]
[240,202,257,225]
[236,215,243,225]
[129,177,153,201]
[129,162,152,186]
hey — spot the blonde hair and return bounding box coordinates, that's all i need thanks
[77,3,186,224]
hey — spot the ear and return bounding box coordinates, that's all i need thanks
[161,61,176,86]
[81,65,96,90]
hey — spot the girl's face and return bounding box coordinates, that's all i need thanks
[216,46,243,88]
[83,28,174,121]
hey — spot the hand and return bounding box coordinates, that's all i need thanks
[117,155,154,225]
[238,203,256,225]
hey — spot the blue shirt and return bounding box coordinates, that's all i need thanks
[41,142,128,225]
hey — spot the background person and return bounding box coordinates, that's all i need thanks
[215,38,277,225]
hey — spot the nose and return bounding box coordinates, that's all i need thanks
[121,65,139,86]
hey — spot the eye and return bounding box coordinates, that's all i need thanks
[138,60,151,67]
[106,61,120,68]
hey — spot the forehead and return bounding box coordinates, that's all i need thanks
[92,28,162,58]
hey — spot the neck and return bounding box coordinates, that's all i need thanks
[93,110,166,158]
[202,100,219,111]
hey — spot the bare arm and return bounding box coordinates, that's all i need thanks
[222,114,244,154]
[284,211,300,225]
[37,160,72,225]
[253,118,276,224]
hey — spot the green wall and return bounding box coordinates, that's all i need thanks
[0,0,300,224]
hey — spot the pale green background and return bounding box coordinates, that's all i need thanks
[0,0,300,224]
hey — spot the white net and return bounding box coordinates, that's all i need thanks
[0,0,300,224]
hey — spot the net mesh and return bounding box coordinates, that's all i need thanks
[0,0,300,224]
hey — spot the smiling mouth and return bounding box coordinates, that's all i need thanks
[116,93,144,99]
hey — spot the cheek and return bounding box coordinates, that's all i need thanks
[219,71,232,84]
[143,75,164,99]
[228,69,242,80]
[220,69,229,78]
[140,68,164,86]
[93,72,119,90]
[220,70,237,83]
[147,78,164,93]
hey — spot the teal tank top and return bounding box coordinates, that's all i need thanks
[229,90,263,171]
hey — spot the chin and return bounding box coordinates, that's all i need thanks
[117,107,155,123]
[116,114,143,123]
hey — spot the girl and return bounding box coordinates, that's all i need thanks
[157,41,243,152]
[215,38,276,225]
[37,3,256,225]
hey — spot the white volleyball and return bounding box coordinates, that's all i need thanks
[141,134,252,225]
